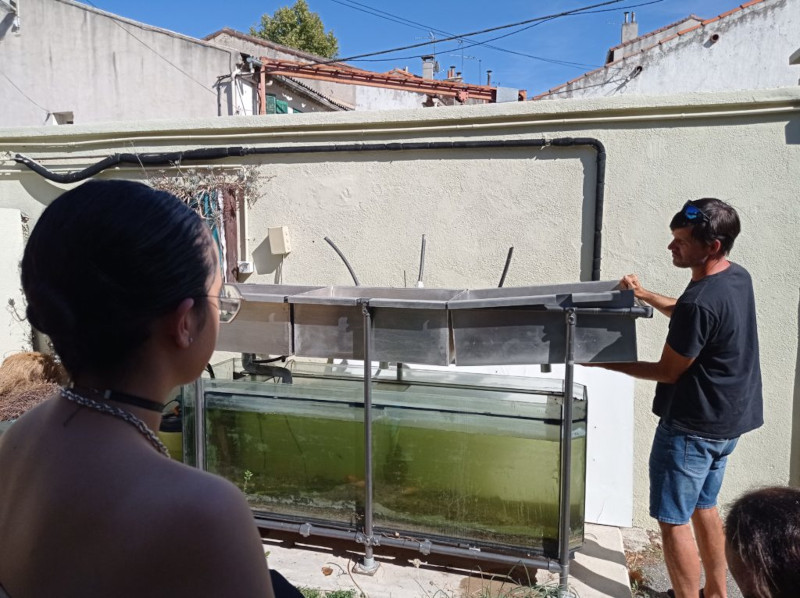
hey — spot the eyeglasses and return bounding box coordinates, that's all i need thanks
[681,201,710,224]
[205,283,242,324]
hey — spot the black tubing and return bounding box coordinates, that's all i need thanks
[417,234,426,285]
[15,137,607,280]
[498,246,514,287]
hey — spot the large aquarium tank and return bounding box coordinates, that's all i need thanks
[183,359,587,558]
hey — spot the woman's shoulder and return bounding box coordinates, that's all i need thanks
[133,460,253,533]
[116,463,274,597]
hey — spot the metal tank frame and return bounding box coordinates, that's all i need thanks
[191,282,651,596]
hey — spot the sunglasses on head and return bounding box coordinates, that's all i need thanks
[681,201,710,224]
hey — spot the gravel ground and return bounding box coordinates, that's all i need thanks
[621,528,742,598]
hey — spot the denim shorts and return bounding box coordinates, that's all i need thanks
[649,420,739,525]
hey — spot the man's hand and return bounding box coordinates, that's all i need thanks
[619,273,677,318]
[620,274,644,298]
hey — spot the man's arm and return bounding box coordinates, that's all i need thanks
[589,342,694,383]
[621,274,677,318]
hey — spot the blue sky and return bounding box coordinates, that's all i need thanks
[85,0,742,95]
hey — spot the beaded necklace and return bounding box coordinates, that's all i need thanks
[60,387,170,458]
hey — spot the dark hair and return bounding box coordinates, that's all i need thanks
[22,180,215,376]
[669,197,741,255]
[725,486,800,598]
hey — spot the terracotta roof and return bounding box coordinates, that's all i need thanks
[258,58,499,102]
[533,0,767,100]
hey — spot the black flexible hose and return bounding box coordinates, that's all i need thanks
[498,246,514,287]
[14,137,607,280]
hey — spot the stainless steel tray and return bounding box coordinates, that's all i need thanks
[216,284,322,355]
[289,287,466,364]
[449,281,640,365]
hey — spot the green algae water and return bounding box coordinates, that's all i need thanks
[195,363,586,555]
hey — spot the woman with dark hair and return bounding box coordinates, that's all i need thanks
[725,486,800,597]
[0,180,279,597]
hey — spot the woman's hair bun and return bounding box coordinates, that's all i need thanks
[25,282,77,337]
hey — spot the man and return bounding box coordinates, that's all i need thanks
[591,198,763,598]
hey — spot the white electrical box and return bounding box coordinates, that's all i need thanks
[268,226,292,255]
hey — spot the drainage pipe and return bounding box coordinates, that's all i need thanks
[254,518,564,573]
[15,136,607,280]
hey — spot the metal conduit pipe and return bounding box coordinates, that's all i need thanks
[254,518,564,573]
[15,137,607,280]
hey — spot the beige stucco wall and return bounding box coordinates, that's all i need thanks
[0,209,31,360]
[1,87,798,528]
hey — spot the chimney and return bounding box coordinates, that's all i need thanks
[422,55,435,80]
[486,70,493,86]
[447,65,456,79]
[622,11,638,44]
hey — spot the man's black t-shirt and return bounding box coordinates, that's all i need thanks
[652,262,763,439]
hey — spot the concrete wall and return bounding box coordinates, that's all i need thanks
[1,88,798,529]
[0,209,31,360]
[543,0,800,100]
[608,18,701,63]
[0,0,235,127]
[353,86,428,111]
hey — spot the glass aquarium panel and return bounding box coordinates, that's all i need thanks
[194,360,586,555]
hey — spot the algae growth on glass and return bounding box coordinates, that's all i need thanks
[197,362,586,554]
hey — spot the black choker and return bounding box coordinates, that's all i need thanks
[68,386,165,413]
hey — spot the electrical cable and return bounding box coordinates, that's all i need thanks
[0,69,49,115]
[309,0,626,65]
[343,0,663,72]
[329,0,599,70]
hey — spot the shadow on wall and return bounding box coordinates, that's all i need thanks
[791,291,800,485]
[786,120,800,145]
[252,235,284,283]
[0,12,16,40]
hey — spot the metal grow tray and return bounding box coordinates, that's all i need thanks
[288,286,466,365]
[216,284,322,355]
[448,280,645,365]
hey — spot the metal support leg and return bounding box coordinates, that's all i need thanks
[193,377,206,470]
[558,309,577,596]
[354,301,380,575]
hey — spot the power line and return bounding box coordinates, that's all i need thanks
[335,0,663,74]
[312,0,626,66]
[0,69,49,115]
[329,0,597,70]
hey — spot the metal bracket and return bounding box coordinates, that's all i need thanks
[355,531,380,547]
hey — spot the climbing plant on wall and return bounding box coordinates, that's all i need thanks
[148,166,262,281]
